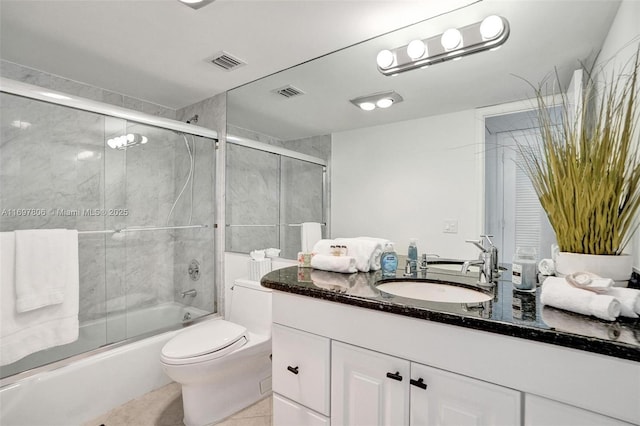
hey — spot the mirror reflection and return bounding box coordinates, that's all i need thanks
[227,0,627,263]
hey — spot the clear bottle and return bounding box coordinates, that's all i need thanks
[381,243,399,277]
[407,238,418,274]
[512,246,537,292]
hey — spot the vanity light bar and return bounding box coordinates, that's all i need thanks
[377,15,510,76]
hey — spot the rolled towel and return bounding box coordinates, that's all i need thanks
[540,277,621,321]
[312,239,336,255]
[538,258,555,276]
[334,238,382,272]
[357,237,390,270]
[310,254,357,274]
[606,287,640,318]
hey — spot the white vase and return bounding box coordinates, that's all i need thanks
[554,252,633,287]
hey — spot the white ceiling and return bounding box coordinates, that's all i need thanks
[227,0,623,140]
[0,0,479,109]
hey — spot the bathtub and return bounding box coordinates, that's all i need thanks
[0,302,213,426]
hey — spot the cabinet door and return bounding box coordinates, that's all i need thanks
[525,394,633,426]
[331,341,410,426]
[272,324,331,415]
[273,393,330,426]
[410,362,521,426]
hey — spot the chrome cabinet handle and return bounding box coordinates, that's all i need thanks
[287,365,299,375]
[386,371,403,381]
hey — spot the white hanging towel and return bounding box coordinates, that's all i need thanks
[301,222,322,252]
[1,230,79,366]
[14,229,78,312]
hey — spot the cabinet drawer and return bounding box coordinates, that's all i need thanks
[272,324,331,415]
[273,393,330,426]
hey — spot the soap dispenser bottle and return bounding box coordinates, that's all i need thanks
[381,243,398,277]
[407,238,418,274]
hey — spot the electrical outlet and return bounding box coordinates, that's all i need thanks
[443,220,458,234]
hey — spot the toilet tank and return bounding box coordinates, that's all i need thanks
[228,279,272,336]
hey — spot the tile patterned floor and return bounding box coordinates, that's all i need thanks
[84,382,272,426]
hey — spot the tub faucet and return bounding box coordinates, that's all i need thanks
[181,289,197,298]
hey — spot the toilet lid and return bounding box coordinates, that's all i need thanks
[162,320,248,359]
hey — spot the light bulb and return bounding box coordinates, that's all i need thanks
[141,136,148,144]
[480,15,504,40]
[359,102,376,111]
[107,139,117,149]
[376,50,394,68]
[127,133,135,142]
[406,40,426,60]
[376,98,394,108]
[441,28,462,51]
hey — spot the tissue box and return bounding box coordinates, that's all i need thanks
[249,258,272,281]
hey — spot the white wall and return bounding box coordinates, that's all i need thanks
[331,109,482,259]
[597,0,640,269]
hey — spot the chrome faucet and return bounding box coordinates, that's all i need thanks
[464,235,499,285]
[181,289,197,298]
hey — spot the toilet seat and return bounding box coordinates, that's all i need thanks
[160,320,248,365]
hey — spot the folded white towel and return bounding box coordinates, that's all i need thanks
[334,238,383,272]
[540,277,621,321]
[310,254,357,274]
[565,272,614,293]
[606,287,640,318]
[1,231,80,366]
[301,222,323,253]
[14,229,78,312]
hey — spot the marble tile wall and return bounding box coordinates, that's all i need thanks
[225,124,330,259]
[176,94,225,314]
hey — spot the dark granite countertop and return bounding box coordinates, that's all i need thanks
[261,265,640,361]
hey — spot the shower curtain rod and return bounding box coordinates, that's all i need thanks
[78,224,209,235]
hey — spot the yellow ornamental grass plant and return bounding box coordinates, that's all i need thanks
[519,50,640,255]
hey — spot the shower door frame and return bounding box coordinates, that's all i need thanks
[0,77,222,386]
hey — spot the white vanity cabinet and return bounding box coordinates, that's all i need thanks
[331,341,410,425]
[409,362,521,425]
[331,340,520,426]
[272,323,331,425]
[271,291,640,426]
[525,394,635,426]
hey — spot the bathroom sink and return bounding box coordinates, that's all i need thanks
[376,280,492,303]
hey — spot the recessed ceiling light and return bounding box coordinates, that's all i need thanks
[350,91,403,111]
[359,102,376,111]
[376,98,394,108]
[178,0,216,10]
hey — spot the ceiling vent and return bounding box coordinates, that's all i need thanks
[273,85,305,99]
[207,51,246,71]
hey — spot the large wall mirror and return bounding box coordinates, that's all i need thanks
[227,0,622,262]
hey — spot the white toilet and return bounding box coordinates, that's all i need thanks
[160,279,272,426]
